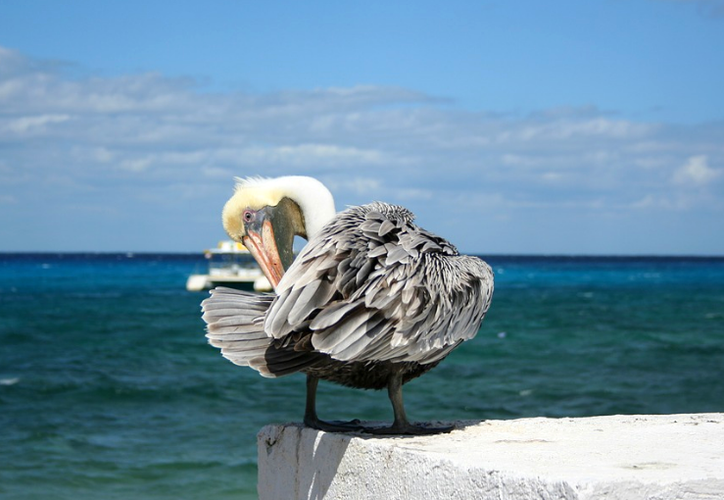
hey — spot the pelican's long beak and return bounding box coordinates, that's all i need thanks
[241,205,296,290]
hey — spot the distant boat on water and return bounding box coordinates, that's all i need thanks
[186,241,272,292]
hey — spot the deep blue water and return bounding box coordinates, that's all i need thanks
[1,253,723,499]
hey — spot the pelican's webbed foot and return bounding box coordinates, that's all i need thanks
[365,367,455,435]
[304,417,453,435]
[303,415,363,433]
[304,374,363,432]
[362,421,455,436]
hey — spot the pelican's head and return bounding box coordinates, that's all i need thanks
[221,176,336,289]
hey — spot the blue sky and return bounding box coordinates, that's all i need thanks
[1,0,723,254]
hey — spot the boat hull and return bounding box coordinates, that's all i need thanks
[186,274,272,292]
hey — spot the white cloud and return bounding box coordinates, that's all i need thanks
[71,146,115,163]
[119,157,154,173]
[235,144,390,167]
[0,46,722,253]
[673,155,722,185]
[0,114,71,135]
[511,118,653,143]
[327,177,383,197]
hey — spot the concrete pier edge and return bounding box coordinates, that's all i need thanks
[257,413,724,500]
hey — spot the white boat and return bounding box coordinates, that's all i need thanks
[186,241,272,292]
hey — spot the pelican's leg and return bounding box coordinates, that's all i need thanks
[302,373,320,426]
[366,369,455,436]
[302,374,362,432]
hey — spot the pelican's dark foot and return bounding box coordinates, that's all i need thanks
[368,368,455,435]
[304,415,363,433]
[304,375,363,432]
[363,421,455,436]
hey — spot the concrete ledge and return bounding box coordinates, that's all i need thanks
[257,413,724,500]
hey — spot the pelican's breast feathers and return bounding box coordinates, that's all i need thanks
[265,202,494,365]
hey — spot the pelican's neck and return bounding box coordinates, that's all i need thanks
[236,176,334,239]
[279,176,336,239]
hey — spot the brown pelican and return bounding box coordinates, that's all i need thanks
[202,176,494,434]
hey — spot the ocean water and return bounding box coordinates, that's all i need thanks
[1,253,723,499]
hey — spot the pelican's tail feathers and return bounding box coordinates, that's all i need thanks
[202,287,275,369]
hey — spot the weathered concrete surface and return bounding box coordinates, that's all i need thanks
[258,413,724,500]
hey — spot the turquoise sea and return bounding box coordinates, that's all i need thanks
[2,253,723,499]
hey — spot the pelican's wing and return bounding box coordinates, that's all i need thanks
[264,202,494,365]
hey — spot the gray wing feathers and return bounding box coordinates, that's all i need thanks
[263,202,494,365]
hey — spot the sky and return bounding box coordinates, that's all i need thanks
[0,0,723,255]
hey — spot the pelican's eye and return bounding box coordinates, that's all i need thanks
[243,209,256,223]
